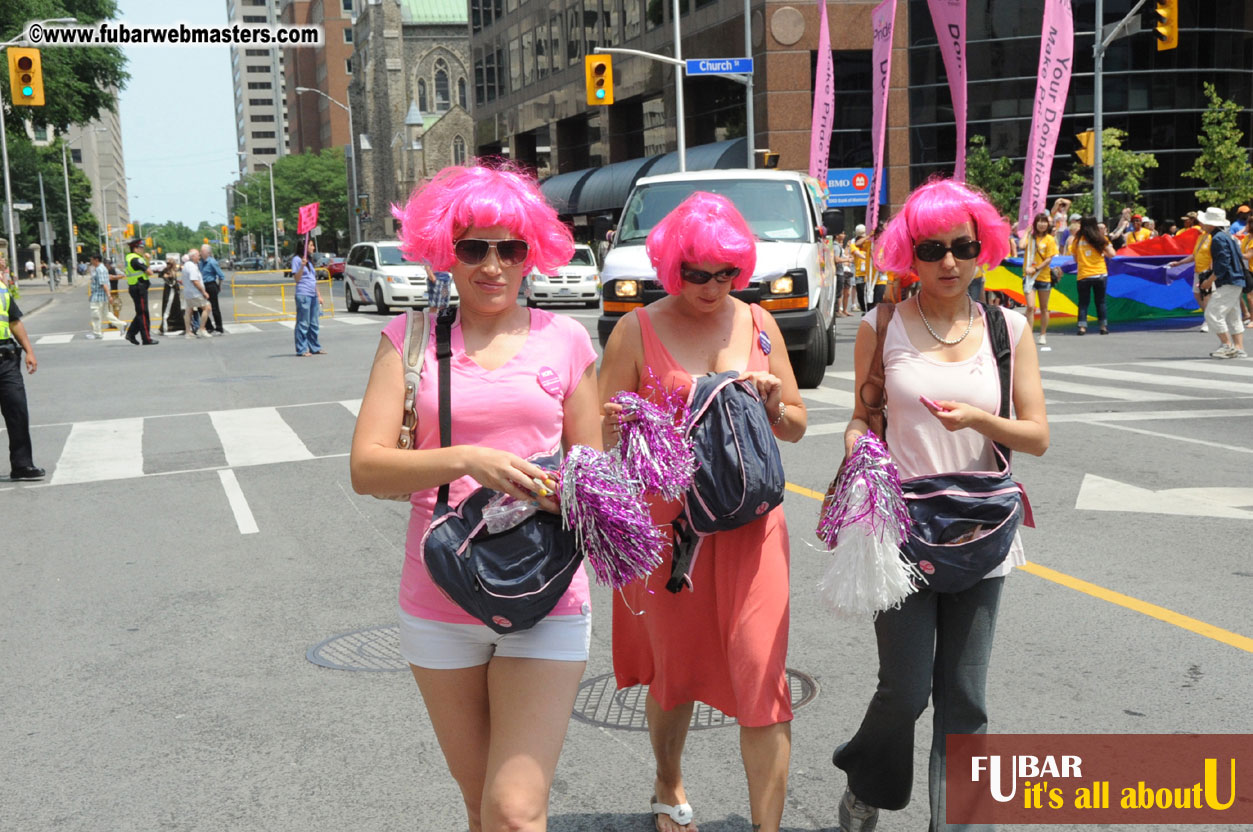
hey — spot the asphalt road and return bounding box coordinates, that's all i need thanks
[4,285,1251,831]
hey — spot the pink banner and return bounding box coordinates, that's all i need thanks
[297,201,319,235]
[808,0,835,185]
[1016,0,1074,234]
[927,0,967,181]
[867,0,897,231]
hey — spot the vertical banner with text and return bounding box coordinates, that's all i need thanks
[809,0,835,186]
[927,0,968,181]
[867,0,897,232]
[297,202,320,236]
[1016,0,1074,234]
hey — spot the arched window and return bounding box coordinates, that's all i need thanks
[453,135,467,166]
[434,59,451,111]
[458,77,467,108]
[417,78,427,112]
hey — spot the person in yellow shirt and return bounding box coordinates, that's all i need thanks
[849,224,869,313]
[1067,216,1116,335]
[1126,214,1153,244]
[1240,230,1252,326]
[1168,220,1215,333]
[1023,212,1059,348]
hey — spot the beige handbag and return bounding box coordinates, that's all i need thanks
[374,309,432,501]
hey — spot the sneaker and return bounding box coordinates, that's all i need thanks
[184,333,195,340]
[1036,333,1047,346]
[1200,322,1210,333]
[1039,344,1052,352]
[85,333,100,340]
[839,789,879,832]
[1210,345,1236,358]
[1232,349,1248,359]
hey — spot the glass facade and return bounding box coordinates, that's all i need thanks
[907,0,1253,221]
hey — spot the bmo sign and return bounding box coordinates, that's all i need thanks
[826,167,887,208]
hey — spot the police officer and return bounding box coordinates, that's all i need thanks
[123,238,158,345]
[0,279,44,481]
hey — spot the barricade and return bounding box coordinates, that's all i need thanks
[229,268,335,323]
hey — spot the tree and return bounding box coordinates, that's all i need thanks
[234,149,350,256]
[1183,82,1253,211]
[1060,128,1159,218]
[964,135,1023,217]
[4,136,100,263]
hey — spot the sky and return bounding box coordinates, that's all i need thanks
[116,0,241,229]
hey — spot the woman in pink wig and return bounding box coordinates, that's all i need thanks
[833,177,1048,832]
[599,192,807,832]
[350,163,602,832]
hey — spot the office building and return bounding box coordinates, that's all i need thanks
[229,0,290,174]
[281,0,356,154]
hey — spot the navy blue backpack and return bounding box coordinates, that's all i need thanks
[666,370,785,592]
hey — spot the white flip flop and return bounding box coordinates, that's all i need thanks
[651,796,694,827]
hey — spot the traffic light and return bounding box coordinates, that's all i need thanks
[1154,0,1178,51]
[125,223,134,237]
[7,48,45,107]
[1076,130,1095,166]
[221,225,228,240]
[73,224,78,237]
[146,236,153,247]
[585,55,614,106]
[233,215,241,231]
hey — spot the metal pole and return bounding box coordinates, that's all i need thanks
[0,101,17,274]
[744,0,754,169]
[268,163,279,268]
[61,143,77,279]
[347,99,360,245]
[38,172,51,270]
[1093,0,1104,221]
[102,184,111,264]
[672,0,686,171]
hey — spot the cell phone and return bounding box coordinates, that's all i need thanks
[919,395,945,412]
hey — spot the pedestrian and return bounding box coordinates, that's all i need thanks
[833,177,1048,832]
[1160,218,1179,236]
[0,279,44,481]
[1230,205,1250,236]
[850,224,869,313]
[1142,217,1157,237]
[290,239,324,356]
[1168,212,1216,333]
[86,252,127,339]
[1186,207,1246,358]
[1181,210,1199,230]
[1240,228,1253,327]
[105,258,124,322]
[0,257,12,289]
[198,244,227,334]
[834,230,854,316]
[159,254,185,334]
[1126,214,1152,244]
[1049,197,1071,234]
[1023,211,1058,349]
[123,238,158,346]
[24,258,34,281]
[349,163,602,832]
[1069,216,1115,335]
[181,249,214,340]
[599,192,807,832]
[1055,212,1080,252]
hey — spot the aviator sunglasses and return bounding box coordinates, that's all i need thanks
[680,265,741,284]
[453,238,530,266]
[913,239,982,262]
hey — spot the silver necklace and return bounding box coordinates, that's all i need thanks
[917,295,975,345]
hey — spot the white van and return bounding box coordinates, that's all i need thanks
[597,169,840,387]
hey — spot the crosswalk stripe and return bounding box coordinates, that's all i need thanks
[340,399,362,417]
[1042,378,1193,402]
[36,334,74,345]
[277,320,296,330]
[331,315,381,326]
[224,323,260,333]
[1045,365,1253,396]
[1135,360,1253,379]
[802,386,856,408]
[208,407,314,468]
[51,418,145,485]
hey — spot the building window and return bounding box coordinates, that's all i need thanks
[522,31,534,86]
[247,81,273,90]
[252,131,277,139]
[472,0,483,32]
[458,77,467,107]
[71,148,83,163]
[255,147,277,155]
[625,0,641,40]
[346,57,353,75]
[342,0,353,11]
[453,136,467,165]
[245,48,268,56]
[435,59,451,110]
[33,126,48,141]
[249,97,272,106]
[509,38,521,92]
[566,4,581,66]
[418,78,428,112]
[474,50,486,105]
[550,14,562,70]
[251,114,276,122]
[343,28,353,44]
[243,14,267,23]
[247,64,269,73]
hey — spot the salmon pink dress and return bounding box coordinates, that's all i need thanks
[611,304,793,728]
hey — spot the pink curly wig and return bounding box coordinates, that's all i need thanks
[874,177,1010,277]
[390,163,573,273]
[646,192,756,294]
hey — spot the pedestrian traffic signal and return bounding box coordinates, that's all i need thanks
[1076,130,1095,166]
[73,224,78,236]
[277,218,285,234]
[1154,0,1178,51]
[7,48,45,107]
[585,55,614,106]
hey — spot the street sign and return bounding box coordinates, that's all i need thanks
[12,202,33,211]
[685,58,753,75]
[825,167,888,208]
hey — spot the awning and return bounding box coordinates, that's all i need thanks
[540,138,748,216]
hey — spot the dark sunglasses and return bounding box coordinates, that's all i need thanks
[680,266,741,284]
[453,238,530,266]
[914,239,982,262]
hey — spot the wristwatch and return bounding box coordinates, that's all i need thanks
[770,401,787,426]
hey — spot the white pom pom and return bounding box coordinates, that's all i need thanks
[818,518,923,619]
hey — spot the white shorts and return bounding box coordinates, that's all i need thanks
[397,605,591,669]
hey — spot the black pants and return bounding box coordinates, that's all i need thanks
[869,283,887,310]
[854,282,867,312]
[1076,276,1107,328]
[205,281,225,332]
[125,282,153,343]
[0,352,34,471]
[160,281,184,333]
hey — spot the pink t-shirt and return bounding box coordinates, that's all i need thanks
[864,302,1029,577]
[382,309,597,622]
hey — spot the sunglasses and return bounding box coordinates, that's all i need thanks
[680,266,741,284]
[453,238,530,266]
[913,239,982,262]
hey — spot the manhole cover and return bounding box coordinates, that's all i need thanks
[572,669,818,731]
[307,625,409,672]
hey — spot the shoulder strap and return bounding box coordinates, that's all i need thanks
[981,302,1014,465]
[858,302,895,439]
[434,309,456,509]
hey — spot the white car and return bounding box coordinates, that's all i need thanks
[526,244,600,308]
[342,241,458,314]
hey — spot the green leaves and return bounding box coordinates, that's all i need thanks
[1060,128,1158,217]
[964,135,1024,218]
[233,149,350,254]
[1184,82,1253,212]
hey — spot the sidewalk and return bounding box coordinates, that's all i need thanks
[6,276,78,315]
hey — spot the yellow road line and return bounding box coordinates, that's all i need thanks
[787,481,1253,655]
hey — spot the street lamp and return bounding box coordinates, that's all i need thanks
[224,181,249,256]
[61,127,109,279]
[101,175,132,263]
[243,152,280,268]
[0,18,77,268]
[294,86,360,245]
